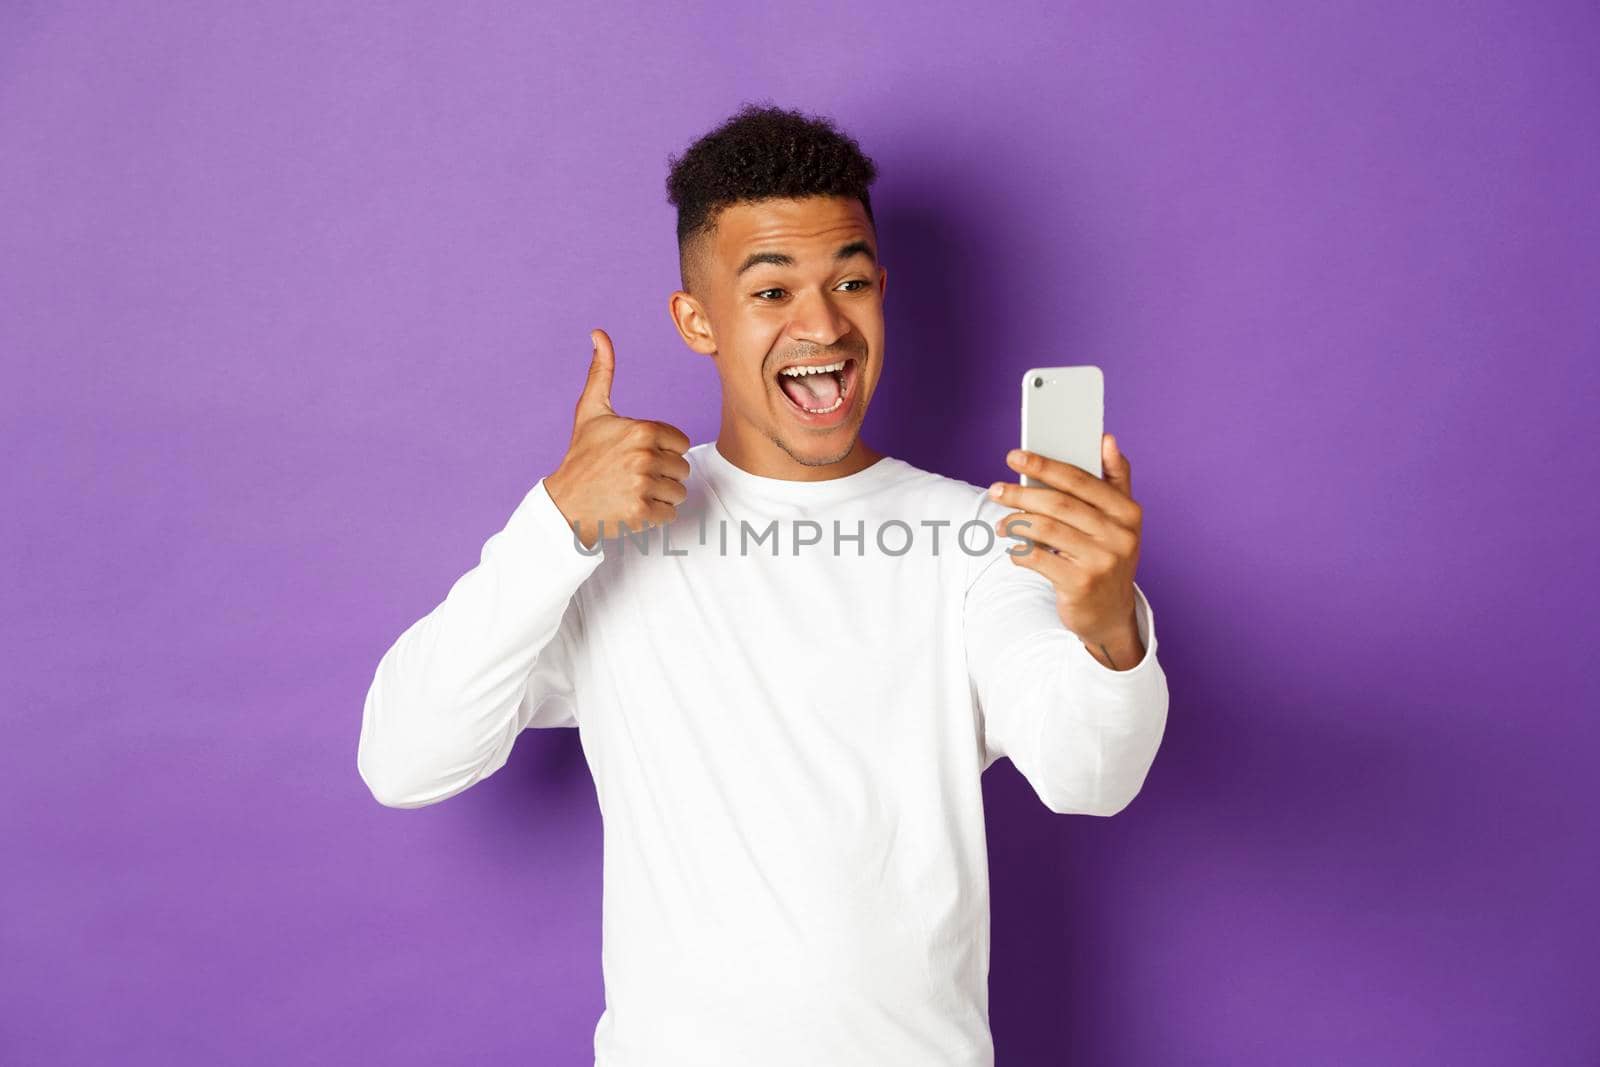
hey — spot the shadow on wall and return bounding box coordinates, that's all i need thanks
[863,167,1021,490]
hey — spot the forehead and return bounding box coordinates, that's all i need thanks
[709,196,874,269]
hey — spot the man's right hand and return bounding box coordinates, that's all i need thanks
[544,328,692,550]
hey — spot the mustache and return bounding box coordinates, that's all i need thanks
[769,338,867,371]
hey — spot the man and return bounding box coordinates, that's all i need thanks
[358,103,1168,1066]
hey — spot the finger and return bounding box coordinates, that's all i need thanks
[1102,433,1132,497]
[1008,535,1081,586]
[995,510,1095,561]
[641,419,692,455]
[641,498,678,526]
[987,482,1121,539]
[577,328,616,418]
[645,474,688,506]
[645,451,693,482]
[1003,516,1120,579]
[1005,449,1134,523]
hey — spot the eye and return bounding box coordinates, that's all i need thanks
[753,280,870,301]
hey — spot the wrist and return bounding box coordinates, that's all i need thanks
[1079,607,1142,670]
[542,468,591,548]
[544,467,569,511]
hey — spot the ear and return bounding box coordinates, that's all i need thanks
[878,263,888,303]
[669,289,717,356]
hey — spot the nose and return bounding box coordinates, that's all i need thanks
[786,285,850,350]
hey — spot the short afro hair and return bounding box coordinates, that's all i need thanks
[665,102,879,290]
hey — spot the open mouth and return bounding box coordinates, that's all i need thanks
[774,357,858,420]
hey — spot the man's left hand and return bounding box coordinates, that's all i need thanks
[988,433,1145,671]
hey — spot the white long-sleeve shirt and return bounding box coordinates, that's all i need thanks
[358,441,1169,1067]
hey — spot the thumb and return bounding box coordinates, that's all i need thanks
[1102,432,1132,494]
[576,328,615,417]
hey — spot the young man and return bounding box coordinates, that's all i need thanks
[358,103,1168,1067]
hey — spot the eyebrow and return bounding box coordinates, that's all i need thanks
[735,239,877,278]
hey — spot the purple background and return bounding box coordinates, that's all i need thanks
[4,2,1597,1063]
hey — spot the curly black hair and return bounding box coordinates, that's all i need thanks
[665,102,879,291]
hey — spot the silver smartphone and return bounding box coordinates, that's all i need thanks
[1020,366,1104,486]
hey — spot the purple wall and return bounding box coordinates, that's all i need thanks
[4,3,1596,1063]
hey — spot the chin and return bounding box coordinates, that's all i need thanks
[778,427,859,467]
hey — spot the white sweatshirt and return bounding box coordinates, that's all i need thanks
[358,441,1168,1067]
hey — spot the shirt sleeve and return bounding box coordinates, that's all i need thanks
[357,477,606,809]
[963,492,1169,817]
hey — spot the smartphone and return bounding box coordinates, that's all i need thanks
[1020,366,1104,487]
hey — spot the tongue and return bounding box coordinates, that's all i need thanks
[779,370,841,410]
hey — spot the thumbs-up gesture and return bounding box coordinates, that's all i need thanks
[544,329,692,549]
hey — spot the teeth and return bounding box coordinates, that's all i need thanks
[801,395,844,414]
[779,360,847,377]
[777,359,850,415]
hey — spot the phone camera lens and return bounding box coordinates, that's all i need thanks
[1032,377,1043,388]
